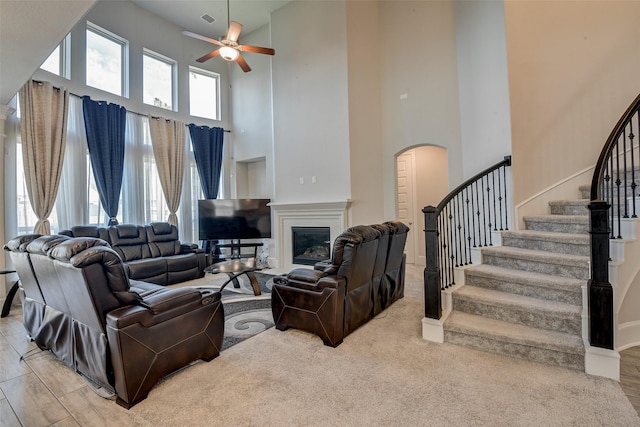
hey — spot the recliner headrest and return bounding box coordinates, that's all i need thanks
[71,225,102,238]
[4,234,42,252]
[385,220,410,234]
[26,235,70,255]
[150,222,172,235]
[345,225,380,242]
[370,223,391,236]
[48,237,112,263]
[114,224,141,239]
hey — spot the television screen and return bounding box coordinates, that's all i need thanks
[198,199,271,241]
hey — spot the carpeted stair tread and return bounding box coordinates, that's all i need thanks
[501,229,589,256]
[452,285,581,334]
[454,285,581,317]
[445,311,584,356]
[523,215,590,234]
[464,264,583,305]
[501,229,589,245]
[482,246,589,268]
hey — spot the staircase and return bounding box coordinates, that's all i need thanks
[443,186,591,370]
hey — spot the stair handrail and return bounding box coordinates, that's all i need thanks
[423,155,512,319]
[588,92,640,350]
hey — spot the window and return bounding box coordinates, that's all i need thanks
[40,34,71,78]
[189,66,220,120]
[143,49,176,111]
[86,22,128,97]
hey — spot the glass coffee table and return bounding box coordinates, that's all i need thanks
[204,259,264,296]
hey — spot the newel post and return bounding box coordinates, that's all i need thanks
[588,200,614,349]
[423,206,441,319]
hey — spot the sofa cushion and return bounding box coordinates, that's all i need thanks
[126,258,167,282]
[165,253,199,272]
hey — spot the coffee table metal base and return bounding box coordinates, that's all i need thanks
[205,260,262,296]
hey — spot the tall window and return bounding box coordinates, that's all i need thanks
[40,34,71,79]
[143,49,176,111]
[86,22,128,97]
[189,66,219,120]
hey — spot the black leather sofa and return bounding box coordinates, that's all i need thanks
[271,221,409,347]
[4,234,224,408]
[60,222,205,285]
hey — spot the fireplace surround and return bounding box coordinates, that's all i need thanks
[270,201,351,269]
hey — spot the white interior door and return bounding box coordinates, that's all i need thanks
[396,150,416,264]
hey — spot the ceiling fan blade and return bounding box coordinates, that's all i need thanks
[239,45,275,56]
[226,21,243,42]
[236,54,251,72]
[196,49,221,63]
[182,30,222,46]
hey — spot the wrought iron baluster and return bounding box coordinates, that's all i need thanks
[623,128,629,218]
[502,163,509,230]
[463,187,471,264]
[470,181,478,248]
[497,167,504,230]
[630,116,637,217]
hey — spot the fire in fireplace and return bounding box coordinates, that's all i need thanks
[292,227,331,265]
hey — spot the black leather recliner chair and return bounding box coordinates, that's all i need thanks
[271,222,409,347]
[4,234,224,408]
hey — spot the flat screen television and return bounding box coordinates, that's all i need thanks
[198,199,271,241]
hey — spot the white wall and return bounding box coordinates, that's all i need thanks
[230,24,275,199]
[455,0,512,178]
[345,1,385,225]
[379,0,463,220]
[505,0,640,205]
[270,1,351,204]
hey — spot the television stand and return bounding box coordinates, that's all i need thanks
[207,240,263,265]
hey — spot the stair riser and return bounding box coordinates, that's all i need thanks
[452,296,581,335]
[482,254,589,280]
[502,236,590,257]
[549,204,589,216]
[464,272,582,305]
[444,330,585,371]
[524,220,589,234]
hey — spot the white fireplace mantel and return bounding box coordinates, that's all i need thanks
[269,201,352,269]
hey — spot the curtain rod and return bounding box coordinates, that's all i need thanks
[32,79,231,133]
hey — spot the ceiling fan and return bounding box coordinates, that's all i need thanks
[182,0,275,72]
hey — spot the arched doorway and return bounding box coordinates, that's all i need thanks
[396,145,449,265]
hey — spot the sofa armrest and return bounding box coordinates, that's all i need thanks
[274,271,345,293]
[106,286,224,408]
[106,288,219,329]
[313,260,338,275]
[180,243,203,254]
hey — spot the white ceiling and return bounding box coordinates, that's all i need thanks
[131,0,290,40]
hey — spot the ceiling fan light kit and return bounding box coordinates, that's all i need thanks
[219,46,239,61]
[182,0,274,72]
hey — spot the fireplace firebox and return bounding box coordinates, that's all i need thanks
[292,227,331,265]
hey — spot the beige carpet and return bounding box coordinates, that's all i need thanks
[127,265,639,426]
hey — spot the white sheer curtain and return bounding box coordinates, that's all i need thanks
[56,96,88,230]
[122,112,147,224]
[179,131,202,244]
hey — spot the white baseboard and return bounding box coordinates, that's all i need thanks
[422,309,451,343]
[584,342,620,381]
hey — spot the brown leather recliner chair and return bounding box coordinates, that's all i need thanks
[271,225,381,347]
[385,221,410,304]
[4,235,224,409]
